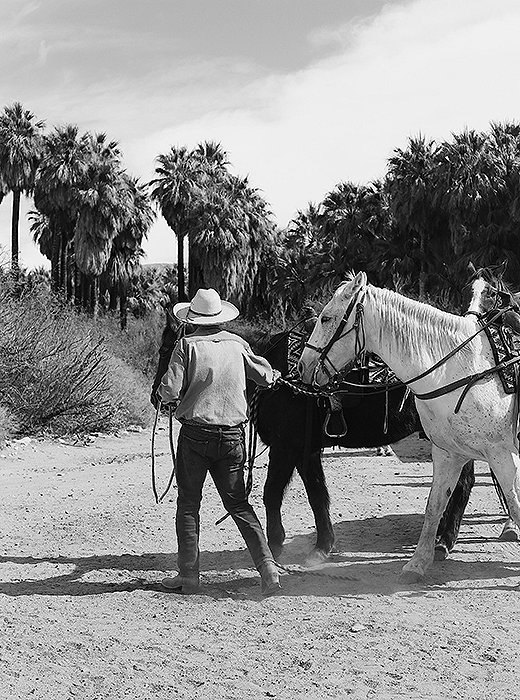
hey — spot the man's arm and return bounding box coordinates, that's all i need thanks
[158,340,187,405]
[243,344,281,387]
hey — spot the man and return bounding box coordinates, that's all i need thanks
[157,288,281,596]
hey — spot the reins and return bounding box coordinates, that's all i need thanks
[305,285,520,411]
[304,291,366,387]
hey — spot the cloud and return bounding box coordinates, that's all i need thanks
[2,0,520,268]
[135,0,520,235]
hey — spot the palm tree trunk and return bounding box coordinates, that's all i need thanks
[177,233,187,301]
[120,292,128,330]
[188,244,204,298]
[67,250,75,301]
[11,190,21,276]
[75,267,83,306]
[80,274,90,310]
[51,231,61,291]
[60,235,67,293]
[109,288,118,311]
[91,277,99,318]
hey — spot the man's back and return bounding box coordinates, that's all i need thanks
[159,327,275,426]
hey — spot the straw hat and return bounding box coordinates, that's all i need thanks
[173,288,239,325]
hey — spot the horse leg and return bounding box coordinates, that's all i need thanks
[262,444,296,561]
[486,450,520,542]
[499,517,520,541]
[296,450,335,567]
[490,470,520,541]
[435,460,475,560]
[401,446,468,583]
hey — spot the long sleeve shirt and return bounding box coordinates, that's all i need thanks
[158,327,278,427]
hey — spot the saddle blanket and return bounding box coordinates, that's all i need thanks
[482,321,519,394]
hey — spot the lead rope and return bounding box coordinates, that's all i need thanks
[150,404,161,504]
[150,402,177,505]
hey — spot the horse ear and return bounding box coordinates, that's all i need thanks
[467,261,477,274]
[353,271,367,289]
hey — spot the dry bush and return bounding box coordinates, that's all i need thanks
[0,405,17,446]
[95,310,165,379]
[0,286,152,437]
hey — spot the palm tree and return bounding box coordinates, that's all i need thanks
[150,146,202,302]
[33,124,89,294]
[434,127,512,298]
[386,135,442,297]
[150,141,228,302]
[189,171,276,314]
[73,133,131,314]
[0,102,45,274]
[103,176,155,328]
[29,209,53,262]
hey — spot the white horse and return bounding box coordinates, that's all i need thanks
[299,271,520,582]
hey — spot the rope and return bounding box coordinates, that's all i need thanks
[150,401,177,505]
[150,404,161,504]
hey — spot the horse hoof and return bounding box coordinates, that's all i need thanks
[434,543,449,561]
[498,526,519,542]
[304,549,330,568]
[399,569,424,584]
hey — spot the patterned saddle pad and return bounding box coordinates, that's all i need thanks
[287,331,306,378]
[482,319,520,394]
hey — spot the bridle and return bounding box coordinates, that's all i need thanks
[304,287,367,387]
[464,276,518,320]
[303,282,520,414]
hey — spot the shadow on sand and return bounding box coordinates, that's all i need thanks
[0,512,518,600]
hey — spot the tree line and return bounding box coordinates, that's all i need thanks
[1,101,520,326]
[275,123,520,315]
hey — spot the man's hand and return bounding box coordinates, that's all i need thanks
[269,369,282,386]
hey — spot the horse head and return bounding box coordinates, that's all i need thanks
[298,271,368,387]
[465,262,520,332]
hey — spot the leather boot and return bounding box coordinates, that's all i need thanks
[161,574,200,594]
[259,561,281,596]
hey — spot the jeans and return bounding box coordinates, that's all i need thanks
[175,422,275,578]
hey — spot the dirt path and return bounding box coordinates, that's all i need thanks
[1,423,519,699]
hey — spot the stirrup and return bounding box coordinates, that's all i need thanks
[323,395,348,438]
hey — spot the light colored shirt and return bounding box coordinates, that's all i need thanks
[158,327,277,426]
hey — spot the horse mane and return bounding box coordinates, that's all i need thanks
[369,285,476,364]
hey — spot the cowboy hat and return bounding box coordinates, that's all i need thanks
[173,288,239,325]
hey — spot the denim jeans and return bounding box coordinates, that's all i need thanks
[175,422,275,578]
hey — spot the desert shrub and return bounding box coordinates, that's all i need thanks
[0,285,152,436]
[95,309,165,380]
[0,405,17,446]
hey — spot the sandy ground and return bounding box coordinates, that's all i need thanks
[1,420,519,700]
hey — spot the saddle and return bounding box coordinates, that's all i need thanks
[286,330,401,438]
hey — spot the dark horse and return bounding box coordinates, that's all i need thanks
[151,315,474,568]
[255,331,475,566]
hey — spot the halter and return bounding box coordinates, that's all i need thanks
[304,288,367,387]
[464,276,518,320]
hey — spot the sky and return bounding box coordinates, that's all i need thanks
[1,0,520,270]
